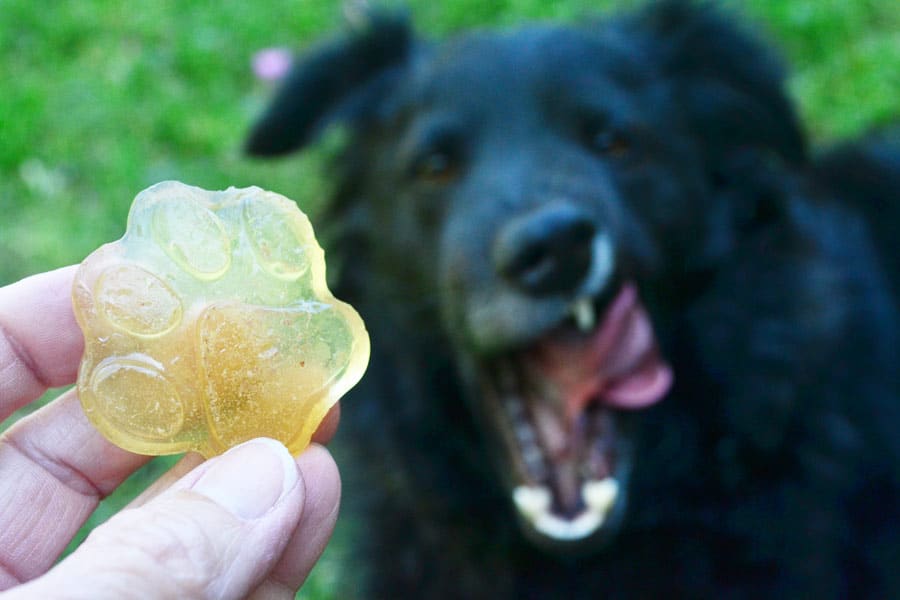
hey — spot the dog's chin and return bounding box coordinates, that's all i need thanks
[474,283,673,548]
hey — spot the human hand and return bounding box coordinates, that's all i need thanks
[0,266,342,599]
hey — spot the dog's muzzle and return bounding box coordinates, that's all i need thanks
[467,201,672,544]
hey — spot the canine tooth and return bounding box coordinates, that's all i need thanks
[513,486,552,519]
[582,478,619,515]
[572,298,596,331]
[582,233,615,296]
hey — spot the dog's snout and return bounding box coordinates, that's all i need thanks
[493,204,597,296]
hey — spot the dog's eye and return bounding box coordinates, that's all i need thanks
[411,151,460,184]
[589,130,630,158]
[577,113,631,158]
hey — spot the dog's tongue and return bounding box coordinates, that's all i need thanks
[532,284,673,419]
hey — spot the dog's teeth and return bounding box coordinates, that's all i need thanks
[513,481,619,541]
[572,298,596,331]
[521,444,545,470]
[533,511,604,541]
[512,486,552,519]
[582,478,619,515]
[580,233,615,297]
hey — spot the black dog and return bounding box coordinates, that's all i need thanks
[246,2,900,597]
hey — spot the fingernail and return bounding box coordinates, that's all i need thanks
[192,438,299,519]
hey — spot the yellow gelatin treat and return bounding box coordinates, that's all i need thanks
[72,181,370,457]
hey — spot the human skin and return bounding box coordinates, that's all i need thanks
[0,265,342,600]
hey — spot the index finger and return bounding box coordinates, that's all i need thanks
[0,266,83,422]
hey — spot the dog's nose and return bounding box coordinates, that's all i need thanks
[493,203,597,296]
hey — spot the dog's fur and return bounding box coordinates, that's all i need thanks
[246,2,900,598]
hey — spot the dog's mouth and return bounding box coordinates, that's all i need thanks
[480,284,672,544]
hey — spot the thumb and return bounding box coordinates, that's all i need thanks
[14,438,309,600]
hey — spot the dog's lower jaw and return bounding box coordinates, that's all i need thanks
[476,354,636,546]
[514,477,620,542]
[513,479,631,553]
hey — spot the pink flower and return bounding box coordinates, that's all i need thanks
[252,48,293,82]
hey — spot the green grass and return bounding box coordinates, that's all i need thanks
[1,1,898,598]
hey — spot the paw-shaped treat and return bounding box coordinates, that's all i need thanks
[72,181,369,457]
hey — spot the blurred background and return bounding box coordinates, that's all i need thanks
[1,0,898,597]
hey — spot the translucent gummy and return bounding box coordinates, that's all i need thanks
[73,181,369,457]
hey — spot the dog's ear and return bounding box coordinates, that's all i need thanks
[245,12,413,156]
[631,1,807,167]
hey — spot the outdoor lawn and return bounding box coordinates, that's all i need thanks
[1,0,898,597]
